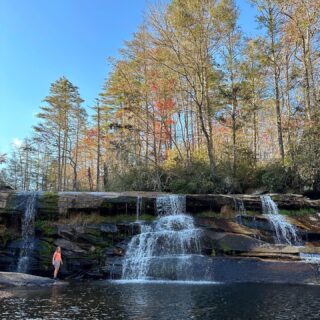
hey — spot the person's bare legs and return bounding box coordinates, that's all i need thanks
[53,266,60,279]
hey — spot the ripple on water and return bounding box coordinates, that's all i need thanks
[1,282,320,319]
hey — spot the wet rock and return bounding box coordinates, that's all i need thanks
[102,256,123,279]
[57,225,75,240]
[53,239,86,254]
[196,217,260,237]
[209,233,265,253]
[220,205,234,217]
[0,271,64,287]
[236,215,274,232]
[245,187,268,195]
[0,290,13,299]
[2,190,320,281]
[100,223,118,234]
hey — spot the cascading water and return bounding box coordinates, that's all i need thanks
[17,192,37,273]
[136,196,142,221]
[260,195,300,245]
[156,195,186,216]
[299,253,320,264]
[233,197,246,216]
[234,197,246,227]
[122,195,203,281]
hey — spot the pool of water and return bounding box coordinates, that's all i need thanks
[1,281,320,319]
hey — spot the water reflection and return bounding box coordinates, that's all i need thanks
[1,282,320,319]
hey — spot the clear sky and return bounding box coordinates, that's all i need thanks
[0,0,259,155]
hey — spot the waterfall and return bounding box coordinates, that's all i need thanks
[122,195,202,281]
[300,253,320,264]
[156,195,186,216]
[233,197,246,215]
[17,192,37,273]
[234,197,246,226]
[260,195,300,245]
[136,196,142,221]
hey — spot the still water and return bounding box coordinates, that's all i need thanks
[1,281,320,319]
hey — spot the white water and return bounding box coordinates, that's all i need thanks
[17,192,37,273]
[233,197,246,216]
[122,195,202,280]
[260,195,300,245]
[136,196,142,221]
[300,253,320,264]
[156,195,186,216]
[112,279,219,285]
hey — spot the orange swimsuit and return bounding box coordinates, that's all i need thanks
[53,252,62,263]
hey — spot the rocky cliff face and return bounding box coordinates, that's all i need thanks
[1,191,320,283]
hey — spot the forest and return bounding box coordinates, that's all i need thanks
[1,0,320,195]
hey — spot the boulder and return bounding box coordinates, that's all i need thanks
[196,217,260,237]
[205,232,265,253]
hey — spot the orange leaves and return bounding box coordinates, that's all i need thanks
[154,99,176,113]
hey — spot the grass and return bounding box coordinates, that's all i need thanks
[101,213,156,223]
[196,210,260,218]
[279,208,317,217]
[35,213,156,231]
[196,208,317,218]
[57,213,110,226]
[196,211,221,218]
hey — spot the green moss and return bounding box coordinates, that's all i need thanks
[38,192,59,220]
[0,226,18,246]
[196,210,260,218]
[244,210,261,216]
[196,211,220,218]
[35,220,55,236]
[4,193,18,213]
[270,195,281,201]
[279,208,317,217]
[102,214,155,223]
[101,201,112,209]
[217,240,232,254]
[37,240,54,270]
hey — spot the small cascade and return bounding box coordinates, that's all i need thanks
[234,197,246,226]
[260,195,300,245]
[136,196,142,221]
[17,192,38,273]
[156,195,186,216]
[233,197,246,216]
[299,253,320,264]
[122,195,202,281]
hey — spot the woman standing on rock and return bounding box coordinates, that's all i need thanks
[52,246,63,280]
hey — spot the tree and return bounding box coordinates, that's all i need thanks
[217,0,242,176]
[240,39,267,164]
[251,0,285,162]
[34,77,86,191]
[148,0,224,177]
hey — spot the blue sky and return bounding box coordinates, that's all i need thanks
[0,0,259,155]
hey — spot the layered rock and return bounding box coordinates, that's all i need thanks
[2,191,320,218]
[1,191,320,283]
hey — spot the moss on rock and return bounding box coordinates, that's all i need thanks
[37,192,59,220]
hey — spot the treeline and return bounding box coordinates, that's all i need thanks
[1,0,320,194]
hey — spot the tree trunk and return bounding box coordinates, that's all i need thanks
[268,3,285,163]
[88,167,93,191]
[103,162,108,191]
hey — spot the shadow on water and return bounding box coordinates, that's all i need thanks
[2,281,320,319]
